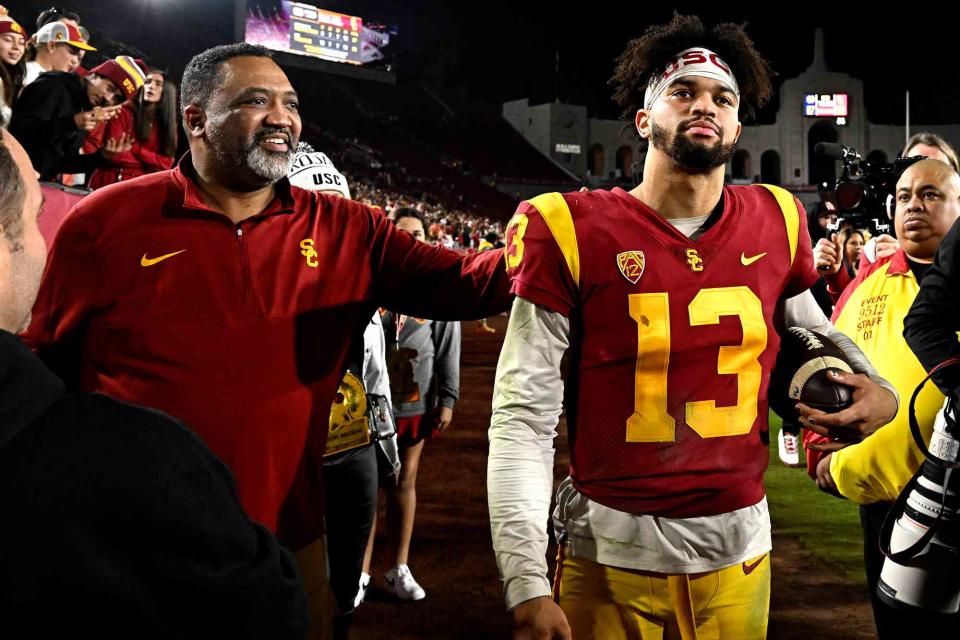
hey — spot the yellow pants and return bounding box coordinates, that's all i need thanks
[555,552,770,640]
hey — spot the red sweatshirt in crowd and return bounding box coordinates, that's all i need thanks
[83,103,175,190]
[23,154,511,549]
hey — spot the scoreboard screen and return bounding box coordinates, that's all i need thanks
[804,93,848,117]
[245,1,391,66]
[288,3,362,64]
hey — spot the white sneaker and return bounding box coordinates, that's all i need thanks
[354,571,370,609]
[778,428,801,467]
[384,564,426,601]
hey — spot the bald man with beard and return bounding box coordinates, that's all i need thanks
[807,159,960,638]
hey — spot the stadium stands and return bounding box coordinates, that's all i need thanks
[286,67,578,221]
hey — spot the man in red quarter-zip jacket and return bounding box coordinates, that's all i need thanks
[22,42,510,567]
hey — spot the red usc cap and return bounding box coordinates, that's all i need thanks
[90,56,147,99]
[0,6,25,37]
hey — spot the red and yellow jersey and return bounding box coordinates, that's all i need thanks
[505,186,818,518]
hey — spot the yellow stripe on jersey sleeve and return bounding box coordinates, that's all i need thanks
[527,192,581,286]
[759,184,800,265]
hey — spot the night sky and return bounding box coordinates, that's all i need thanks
[5,1,959,126]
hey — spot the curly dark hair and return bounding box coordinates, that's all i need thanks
[610,13,773,122]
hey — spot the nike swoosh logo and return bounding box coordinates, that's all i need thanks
[141,250,186,267]
[740,252,767,266]
[742,556,766,575]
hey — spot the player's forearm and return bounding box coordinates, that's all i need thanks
[488,297,568,610]
[784,290,832,335]
[488,434,555,609]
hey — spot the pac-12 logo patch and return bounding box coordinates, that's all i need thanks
[616,251,645,284]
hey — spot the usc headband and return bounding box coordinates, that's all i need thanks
[643,47,740,110]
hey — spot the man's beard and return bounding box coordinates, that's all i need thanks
[210,125,296,185]
[241,131,295,181]
[651,120,736,172]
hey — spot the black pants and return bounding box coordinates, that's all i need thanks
[322,443,378,636]
[860,501,960,638]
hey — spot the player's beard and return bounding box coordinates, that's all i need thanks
[651,121,737,172]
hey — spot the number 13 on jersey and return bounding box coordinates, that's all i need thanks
[505,213,528,270]
[627,286,767,443]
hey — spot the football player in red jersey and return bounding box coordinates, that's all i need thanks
[488,14,899,640]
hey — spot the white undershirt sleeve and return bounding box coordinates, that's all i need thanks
[487,296,569,611]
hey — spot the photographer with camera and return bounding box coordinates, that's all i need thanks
[860,134,959,267]
[805,159,960,637]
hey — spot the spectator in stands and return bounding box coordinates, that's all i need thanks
[34,6,82,32]
[0,127,309,639]
[903,132,960,172]
[10,55,144,180]
[0,7,26,127]
[86,69,177,189]
[842,227,866,276]
[22,21,91,87]
[32,6,87,68]
[811,201,838,237]
[805,159,960,637]
[477,231,496,252]
[368,207,462,603]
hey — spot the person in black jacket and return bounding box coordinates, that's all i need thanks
[0,129,309,637]
[9,55,145,180]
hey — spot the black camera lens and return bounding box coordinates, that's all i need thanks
[836,181,866,211]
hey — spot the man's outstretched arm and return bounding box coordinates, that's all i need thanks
[371,209,512,321]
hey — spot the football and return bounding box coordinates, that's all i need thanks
[769,327,854,421]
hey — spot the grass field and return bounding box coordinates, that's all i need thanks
[766,413,866,586]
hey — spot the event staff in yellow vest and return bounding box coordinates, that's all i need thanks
[804,159,960,638]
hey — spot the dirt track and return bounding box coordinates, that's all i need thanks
[352,315,876,639]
